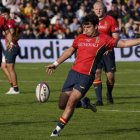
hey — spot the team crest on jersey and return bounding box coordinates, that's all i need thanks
[78,37,84,42]
[104,21,108,25]
[95,37,99,43]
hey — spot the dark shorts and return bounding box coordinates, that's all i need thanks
[97,50,116,72]
[62,70,94,96]
[5,46,20,64]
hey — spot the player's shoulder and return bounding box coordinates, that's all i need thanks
[106,15,116,22]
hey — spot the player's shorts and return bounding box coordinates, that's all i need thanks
[5,46,20,64]
[97,50,116,73]
[62,69,94,95]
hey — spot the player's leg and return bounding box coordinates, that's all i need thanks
[5,46,20,94]
[1,55,12,89]
[59,70,96,111]
[106,71,115,104]
[51,89,82,136]
[93,60,103,106]
[59,91,71,110]
[104,51,116,104]
[51,70,95,136]
[6,63,19,92]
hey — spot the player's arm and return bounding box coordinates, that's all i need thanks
[4,28,15,49]
[46,46,76,75]
[116,38,140,48]
[103,32,119,55]
[112,32,119,39]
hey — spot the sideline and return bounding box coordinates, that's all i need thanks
[100,109,140,113]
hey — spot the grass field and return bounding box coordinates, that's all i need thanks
[0,62,140,140]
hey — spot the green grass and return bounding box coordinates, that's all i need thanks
[0,62,140,140]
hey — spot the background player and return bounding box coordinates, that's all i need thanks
[46,13,140,137]
[0,7,13,74]
[92,1,119,105]
[1,8,20,94]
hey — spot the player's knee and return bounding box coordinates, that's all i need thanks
[107,78,115,85]
[95,70,101,80]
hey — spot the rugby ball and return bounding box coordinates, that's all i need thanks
[36,82,50,103]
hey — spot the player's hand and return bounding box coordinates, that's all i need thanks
[46,64,57,75]
[103,50,112,55]
[7,42,15,52]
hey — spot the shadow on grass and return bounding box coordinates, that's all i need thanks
[62,127,140,136]
[115,96,140,99]
[0,99,58,107]
[0,120,58,126]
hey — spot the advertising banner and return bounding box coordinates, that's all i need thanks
[1,39,140,62]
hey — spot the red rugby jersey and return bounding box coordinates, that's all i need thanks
[98,15,119,35]
[0,16,8,31]
[72,34,118,75]
[5,19,19,46]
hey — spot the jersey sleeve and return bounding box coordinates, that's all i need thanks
[72,36,80,49]
[110,17,119,33]
[105,34,119,50]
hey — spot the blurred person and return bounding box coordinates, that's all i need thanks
[64,4,75,20]
[0,7,20,94]
[127,26,136,38]
[65,27,74,39]
[83,0,93,13]
[0,7,13,70]
[119,27,128,39]
[21,28,35,39]
[24,2,34,19]
[10,12,21,23]
[74,25,83,38]
[92,1,119,105]
[7,1,20,14]
[37,0,47,10]
[47,12,140,137]
[69,18,80,32]
[55,29,65,39]
[107,2,120,19]
[125,18,134,33]
[76,4,86,21]
[43,28,52,39]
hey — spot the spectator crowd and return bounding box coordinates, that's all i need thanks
[1,0,140,39]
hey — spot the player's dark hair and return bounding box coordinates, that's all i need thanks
[82,12,99,26]
[0,7,10,14]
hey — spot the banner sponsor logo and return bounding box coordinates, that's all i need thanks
[1,39,140,62]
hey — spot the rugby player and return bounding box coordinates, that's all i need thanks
[0,7,13,70]
[46,13,140,136]
[1,8,20,94]
[92,1,119,105]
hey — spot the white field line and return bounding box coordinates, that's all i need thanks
[0,80,140,86]
[100,109,140,113]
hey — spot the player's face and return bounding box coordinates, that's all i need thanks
[93,4,104,18]
[83,24,96,37]
[1,13,9,20]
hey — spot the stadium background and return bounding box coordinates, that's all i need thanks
[0,1,140,140]
[1,0,140,62]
